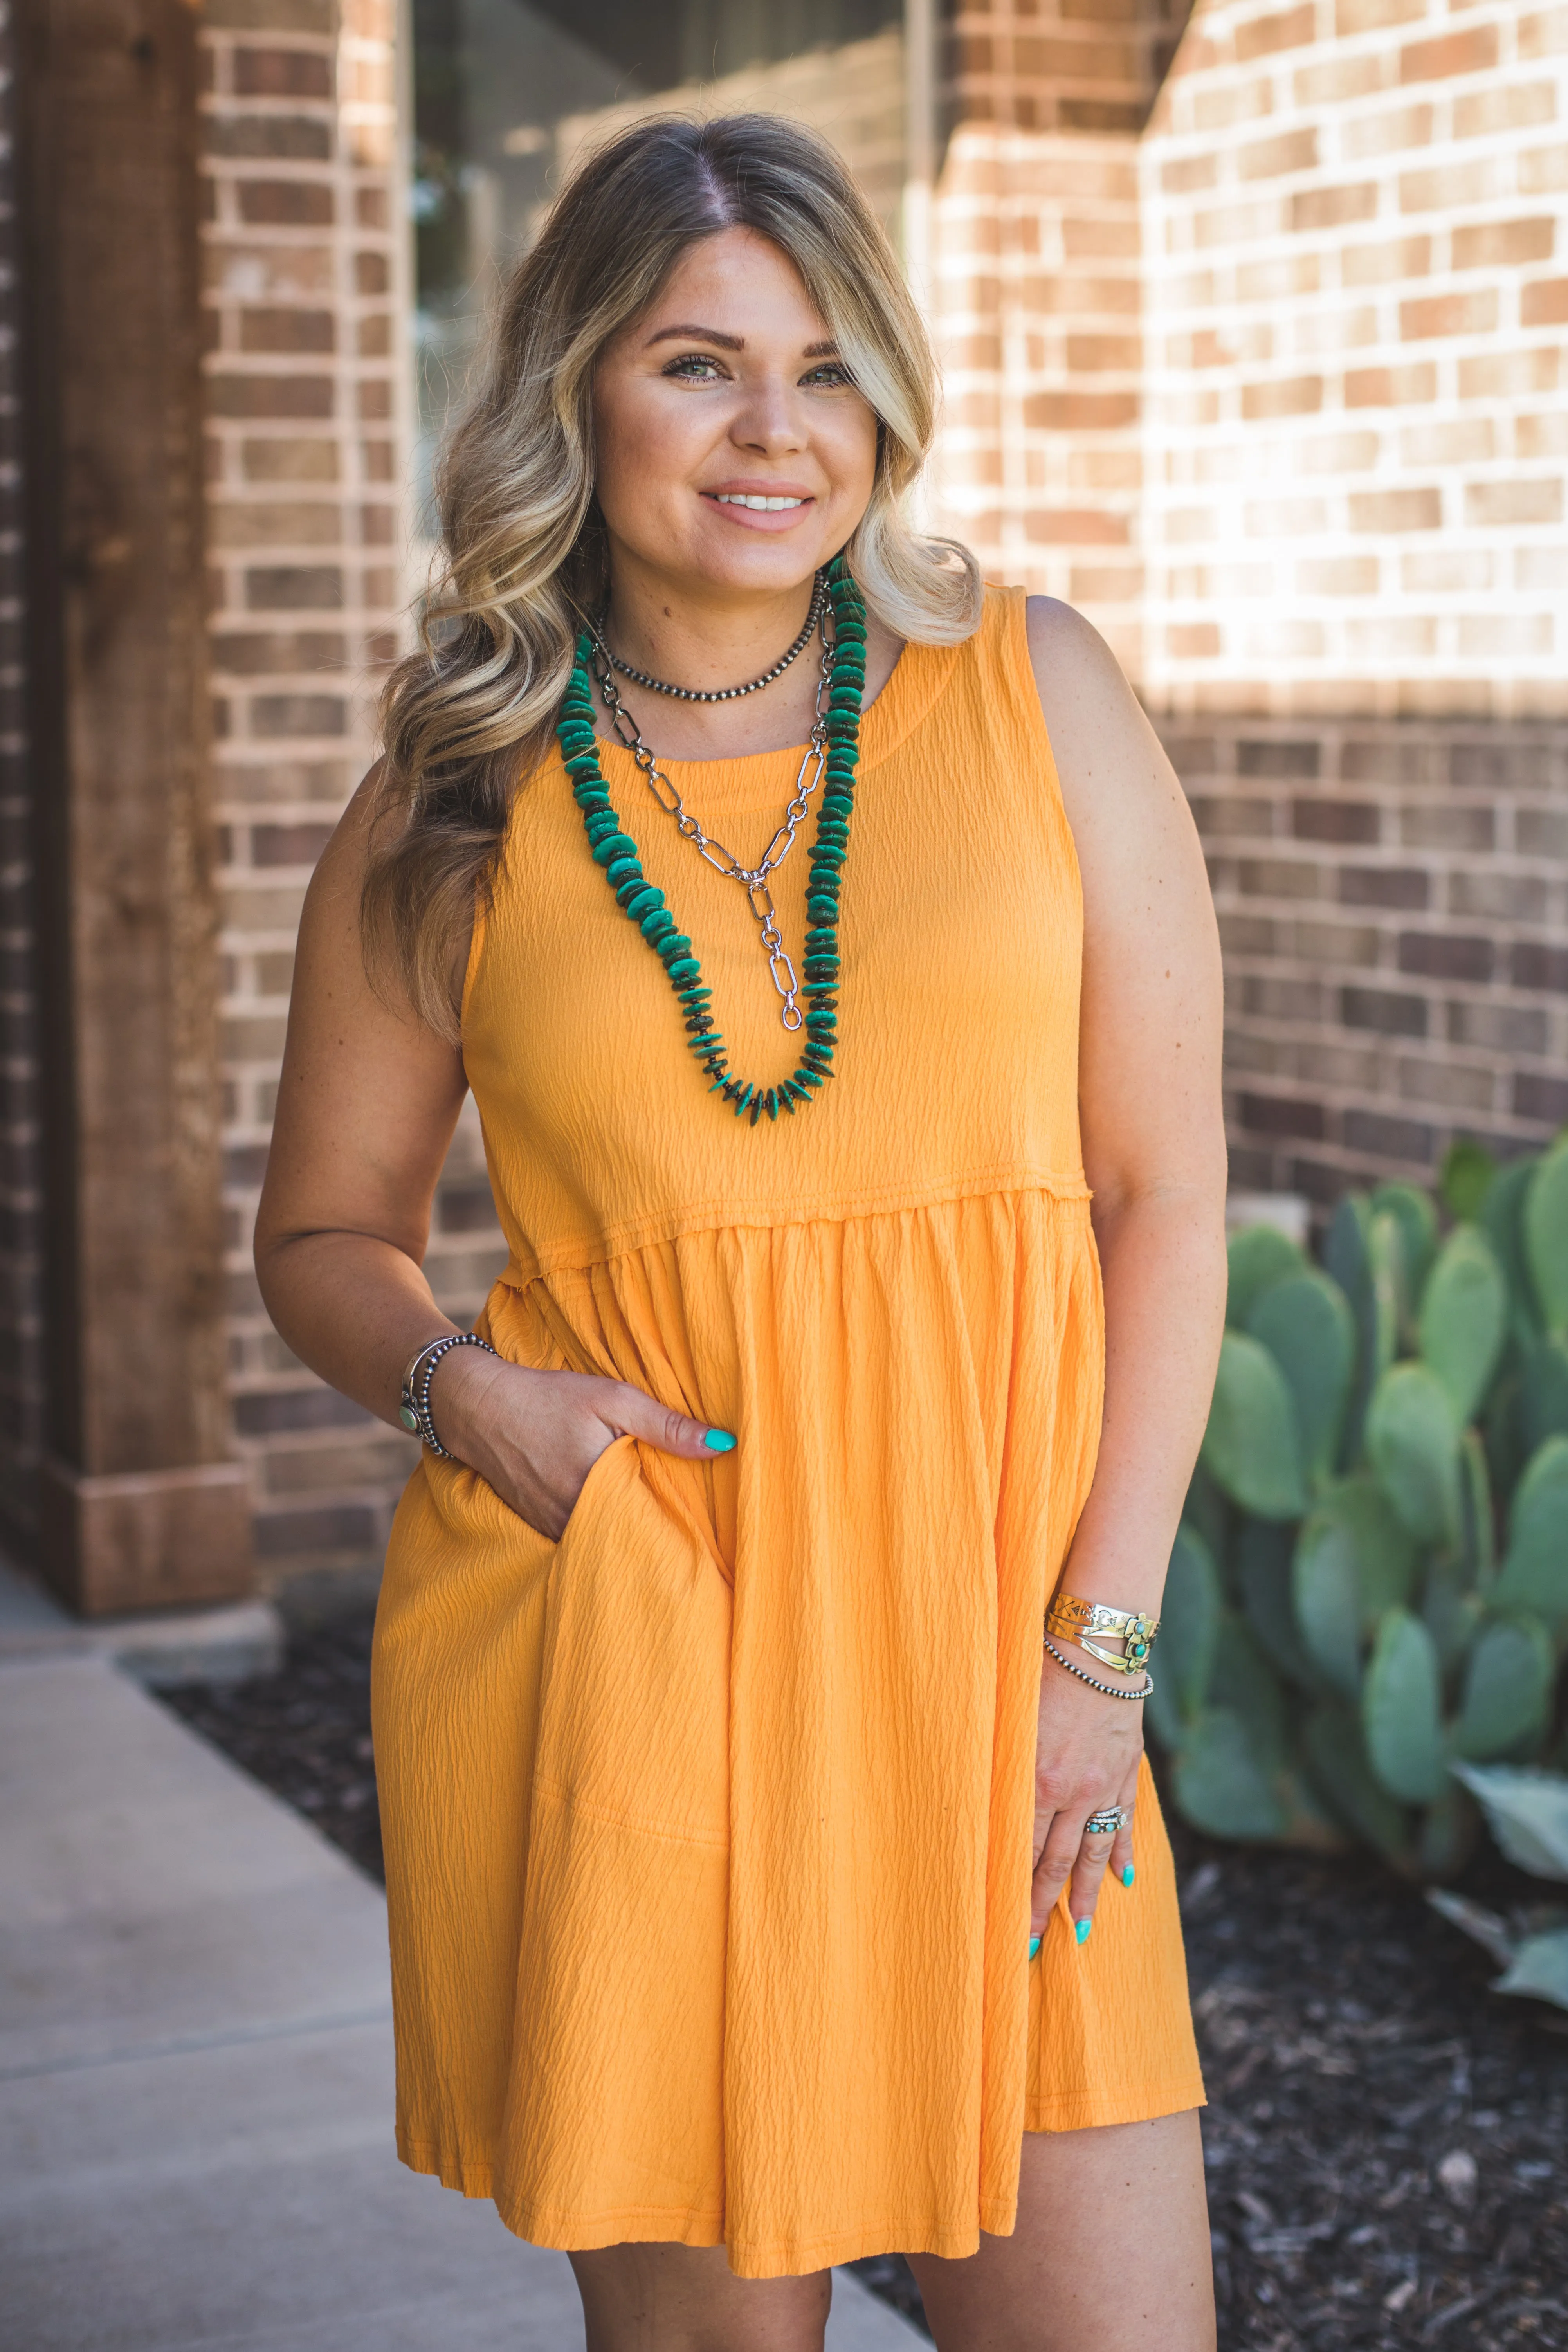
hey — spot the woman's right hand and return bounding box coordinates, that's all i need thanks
[426,1346,733,1541]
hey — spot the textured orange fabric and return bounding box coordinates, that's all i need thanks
[371,586,1204,2280]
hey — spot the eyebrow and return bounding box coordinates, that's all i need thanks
[644,323,841,359]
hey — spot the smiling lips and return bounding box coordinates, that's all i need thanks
[710,491,809,512]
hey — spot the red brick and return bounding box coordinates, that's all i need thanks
[1456,82,1557,141]
[1239,128,1318,181]
[251,692,347,737]
[1523,279,1568,326]
[1065,334,1141,371]
[238,307,334,353]
[355,315,392,358]
[237,180,334,227]
[1240,1093,1325,1140]
[1294,53,1383,106]
[1343,234,1431,288]
[1464,479,1564,527]
[1458,348,1559,398]
[1024,391,1139,429]
[1162,153,1218,193]
[250,821,336,868]
[1240,375,1325,420]
[1519,9,1568,62]
[353,251,390,296]
[1336,0,1423,26]
[1345,364,1436,407]
[211,629,345,674]
[1236,5,1315,62]
[1341,986,1427,1037]
[206,373,334,419]
[233,46,332,98]
[1515,1074,1568,1126]
[1291,183,1379,232]
[1397,932,1494,983]
[1298,559,1380,596]
[1024,510,1130,545]
[244,566,342,609]
[1343,102,1433,162]
[205,114,332,161]
[1292,799,1379,843]
[1399,290,1498,340]
[1167,624,1221,658]
[1512,941,1568,994]
[1339,867,1430,911]
[1452,219,1555,271]
[1400,27,1498,84]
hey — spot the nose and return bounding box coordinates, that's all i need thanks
[730,374,807,457]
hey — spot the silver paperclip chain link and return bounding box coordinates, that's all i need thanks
[588,579,836,1034]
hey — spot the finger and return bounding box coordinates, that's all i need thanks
[602,1381,736,1460]
[1069,1821,1116,1936]
[1029,1804,1085,1939]
[1112,1766,1139,1889]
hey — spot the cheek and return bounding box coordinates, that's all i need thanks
[595,383,706,533]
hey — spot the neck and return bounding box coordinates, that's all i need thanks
[600,560,821,697]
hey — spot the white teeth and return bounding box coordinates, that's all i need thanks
[715,493,805,511]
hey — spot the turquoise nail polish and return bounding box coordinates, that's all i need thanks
[1121,1865,1136,1889]
[1075,1918,1092,1946]
[704,1428,737,1453]
[1027,1934,1041,1961]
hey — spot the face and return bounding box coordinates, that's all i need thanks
[591,226,880,606]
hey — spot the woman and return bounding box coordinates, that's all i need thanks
[256,114,1226,2352]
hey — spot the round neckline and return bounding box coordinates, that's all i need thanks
[585,631,960,809]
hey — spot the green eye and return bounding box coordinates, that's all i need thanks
[665,353,724,380]
[802,363,851,387]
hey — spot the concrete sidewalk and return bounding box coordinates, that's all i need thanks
[0,1648,919,2350]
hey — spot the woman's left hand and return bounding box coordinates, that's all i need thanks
[1029,1646,1144,1947]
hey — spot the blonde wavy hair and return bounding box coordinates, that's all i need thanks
[366,111,982,1034]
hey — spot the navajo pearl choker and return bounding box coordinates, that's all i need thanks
[597,573,827,702]
[554,555,867,1125]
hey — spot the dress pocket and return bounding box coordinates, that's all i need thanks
[532,1433,730,1845]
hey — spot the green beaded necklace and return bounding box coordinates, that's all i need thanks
[555,556,867,1125]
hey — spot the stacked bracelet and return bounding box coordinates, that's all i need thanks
[1042,1634,1153,1701]
[398,1332,499,1460]
[1045,1593,1161,1678]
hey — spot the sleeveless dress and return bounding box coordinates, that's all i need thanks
[370,586,1204,2280]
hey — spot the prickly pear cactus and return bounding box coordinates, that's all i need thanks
[1154,1141,1568,1881]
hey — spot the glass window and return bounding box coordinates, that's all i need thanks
[410,0,909,523]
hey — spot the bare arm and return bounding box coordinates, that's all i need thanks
[254,775,727,1541]
[1024,597,1228,1942]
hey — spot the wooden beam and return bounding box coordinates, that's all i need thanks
[20,0,252,1611]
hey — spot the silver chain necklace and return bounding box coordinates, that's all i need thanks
[599,575,827,702]
[588,589,837,1033]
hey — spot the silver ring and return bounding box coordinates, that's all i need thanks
[1083,1806,1127,1838]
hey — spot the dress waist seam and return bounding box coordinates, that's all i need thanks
[492,1167,1094,1289]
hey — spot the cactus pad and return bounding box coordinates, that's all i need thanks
[1440,1137,1498,1224]
[1172,1707,1290,1842]
[1363,1608,1447,1805]
[1292,1507,1366,1702]
[1492,1434,1568,1633]
[1419,1225,1507,1429]
[1453,1613,1554,1761]
[1366,1362,1462,1546]
[1248,1270,1356,1489]
[1226,1222,1306,1328]
[1525,1139,1568,1340]
[1202,1330,1307,1520]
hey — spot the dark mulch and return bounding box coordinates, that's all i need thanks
[164,1612,1568,2349]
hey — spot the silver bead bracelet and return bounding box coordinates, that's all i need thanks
[1042,1633,1153,1701]
[398,1332,500,1460]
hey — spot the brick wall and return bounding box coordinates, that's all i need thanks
[0,0,37,1552]
[1135,0,1568,1198]
[1141,0,1568,715]
[202,0,501,1600]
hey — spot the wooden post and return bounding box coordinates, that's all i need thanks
[20,0,253,1612]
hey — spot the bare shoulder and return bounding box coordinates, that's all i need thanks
[1022,594,1193,874]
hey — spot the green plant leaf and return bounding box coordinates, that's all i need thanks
[1237,1514,1318,1688]
[1226,1222,1307,1328]
[1292,1509,1364,1701]
[1373,1181,1439,1318]
[1521,1337,1568,1454]
[1363,1608,1446,1804]
[1419,1225,1508,1429]
[1450,1762,1568,1880]
[1417,1782,1479,1882]
[1492,1434,1568,1633]
[1148,1525,1223,1747]
[1172,1706,1290,1841]
[1368,1210,1406,1377]
[1303,1701,1414,1868]
[1496,1929,1568,2011]
[1422,1559,1485,1676]
[1453,1614,1555,1761]
[1324,1193,1378,1468]
[1483,1154,1543,1347]
[1208,1610,1290,1767]
[1247,1271,1357,1488]
[1526,1140,1568,1341]
[1201,1330,1307,1521]
[1366,1363,1462,1546]
[1440,1137,1498,1225]
[1458,1429,1496,1592]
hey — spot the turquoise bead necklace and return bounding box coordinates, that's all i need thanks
[554,556,867,1125]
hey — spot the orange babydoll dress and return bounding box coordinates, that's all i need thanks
[371,584,1204,2280]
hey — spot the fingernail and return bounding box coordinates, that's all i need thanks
[1075,1918,1092,1946]
[704,1429,737,1453]
[1027,1934,1041,1961]
[1121,1865,1136,1889]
